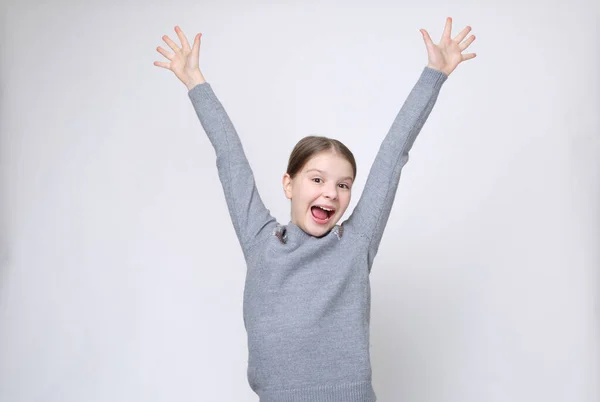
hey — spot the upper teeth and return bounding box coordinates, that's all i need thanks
[317,206,333,211]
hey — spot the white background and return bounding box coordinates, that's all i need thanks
[1,1,598,401]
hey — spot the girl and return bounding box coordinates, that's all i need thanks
[154,17,476,402]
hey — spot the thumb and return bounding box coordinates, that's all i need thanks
[420,29,433,47]
[192,33,201,57]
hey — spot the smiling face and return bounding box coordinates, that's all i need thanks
[282,151,354,237]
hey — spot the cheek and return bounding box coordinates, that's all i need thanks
[294,188,314,208]
[342,192,352,207]
[300,186,318,199]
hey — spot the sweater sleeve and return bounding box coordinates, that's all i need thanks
[188,82,276,259]
[344,67,448,272]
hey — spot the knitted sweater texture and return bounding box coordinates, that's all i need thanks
[188,66,448,401]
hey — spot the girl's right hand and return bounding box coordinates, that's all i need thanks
[154,26,206,90]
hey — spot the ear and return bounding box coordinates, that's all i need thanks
[282,173,293,200]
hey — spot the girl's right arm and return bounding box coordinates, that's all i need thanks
[187,82,276,258]
[154,27,276,259]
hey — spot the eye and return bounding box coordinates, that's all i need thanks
[339,183,350,189]
[312,178,323,184]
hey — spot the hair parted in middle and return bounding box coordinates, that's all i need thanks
[286,135,357,181]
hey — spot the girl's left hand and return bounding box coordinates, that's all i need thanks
[420,17,477,77]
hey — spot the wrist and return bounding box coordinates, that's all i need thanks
[186,71,206,90]
[427,64,450,77]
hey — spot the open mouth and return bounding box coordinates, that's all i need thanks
[310,205,335,224]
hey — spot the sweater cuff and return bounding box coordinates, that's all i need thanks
[421,66,448,87]
[187,81,210,96]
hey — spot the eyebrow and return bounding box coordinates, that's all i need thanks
[305,168,353,182]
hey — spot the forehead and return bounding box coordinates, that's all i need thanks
[302,153,353,180]
[305,152,349,166]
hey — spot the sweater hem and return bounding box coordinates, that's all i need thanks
[257,380,376,402]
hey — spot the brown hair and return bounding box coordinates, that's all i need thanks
[286,135,357,181]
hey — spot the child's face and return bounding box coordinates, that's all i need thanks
[282,151,354,237]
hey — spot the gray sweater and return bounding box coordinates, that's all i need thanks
[188,66,448,401]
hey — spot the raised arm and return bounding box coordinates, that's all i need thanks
[188,82,276,257]
[154,26,276,258]
[344,67,446,267]
[344,18,477,271]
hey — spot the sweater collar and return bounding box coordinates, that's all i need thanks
[285,220,313,242]
[284,220,343,242]
[274,221,343,244]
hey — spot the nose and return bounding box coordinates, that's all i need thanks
[323,183,338,201]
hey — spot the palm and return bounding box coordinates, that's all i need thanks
[420,17,477,76]
[154,26,205,88]
[170,48,196,78]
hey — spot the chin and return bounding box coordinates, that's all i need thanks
[306,211,337,235]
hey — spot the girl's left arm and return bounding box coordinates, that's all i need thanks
[344,67,447,269]
[345,17,477,272]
